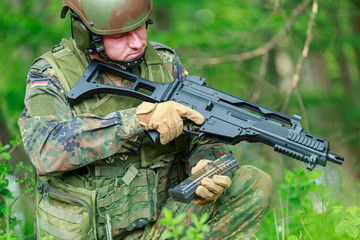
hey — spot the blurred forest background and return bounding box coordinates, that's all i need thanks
[0,0,359,239]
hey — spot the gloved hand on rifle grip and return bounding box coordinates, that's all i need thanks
[190,160,232,205]
[136,101,204,144]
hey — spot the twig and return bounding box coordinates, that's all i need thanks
[295,88,310,131]
[189,0,313,67]
[8,192,24,209]
[232,0,282,52]
[273,208,280,240]
[279,195,285,240]
[300,217,314,240]
[281,0,319,123]
[8,139,22,155]
[274,0,281,10]
[251,51,269,102]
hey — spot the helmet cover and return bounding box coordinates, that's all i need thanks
[61,0,153,35]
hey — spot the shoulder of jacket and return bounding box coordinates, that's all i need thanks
[30,59,52,73]
[149,41,176,55]
[30,38,75,73]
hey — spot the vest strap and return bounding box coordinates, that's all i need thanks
[94,166,126,177]
[38,198,82,224]
[112,208,151,230]
[97,176,147,208]
[38,217,81,239]
[98,192,149,222]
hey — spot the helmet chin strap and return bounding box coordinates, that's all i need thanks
[87,21,152,71]
[98,47,147,71]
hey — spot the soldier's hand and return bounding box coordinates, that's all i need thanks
[190,160,232,205]
[136,101,204,144]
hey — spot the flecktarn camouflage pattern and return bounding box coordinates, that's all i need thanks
[19,38,273,239]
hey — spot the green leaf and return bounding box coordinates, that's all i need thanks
[348,206,360,217]
[0,153,11,160]
[309,170,322,180]
[332,205,345,213]
[350,218,360,227]
[9,136,19,147]
[345,226,359,239]
[160,208,173,222]
[191,214,200,228]
[0,144,10,152]
[335,219,348,233]
[0,188,13,199]
[201,224,210,233]
[285,170,297,184]
[297,168,308,181]
[199,212,209,224]
[174,224,185,236]
[287,236,298,240]
[173,212,186,225]
[158,218,167,225]
[16,161,24,171]
[163,232,175,239]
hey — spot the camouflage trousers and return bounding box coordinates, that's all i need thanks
[123,165,273,240]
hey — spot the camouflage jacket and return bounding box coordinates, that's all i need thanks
[18,41,230,176]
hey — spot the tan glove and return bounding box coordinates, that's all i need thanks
[190,160,232,205]
[136,101,204,144]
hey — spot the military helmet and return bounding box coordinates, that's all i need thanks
[60,0,153,35]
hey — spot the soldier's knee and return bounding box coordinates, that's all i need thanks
[232,165,273,203]
[253,166,273,203]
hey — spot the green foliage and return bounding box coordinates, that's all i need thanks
[256,167,360,240]
[333,205,360,239]
[0,0,359,238]
[158,208,210,240]
[14,161,36,196]
[0,0,70,135]
[0,139,36,239]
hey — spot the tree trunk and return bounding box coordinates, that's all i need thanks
[351,0,360,85]
[0,108,31,169]
[335,3,353,93]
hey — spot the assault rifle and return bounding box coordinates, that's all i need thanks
[67,59,344,172]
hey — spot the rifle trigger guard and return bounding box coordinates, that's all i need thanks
[183,128,200,137]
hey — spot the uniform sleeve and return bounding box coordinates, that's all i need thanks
[156,48,232,176]
[18,60,144,176]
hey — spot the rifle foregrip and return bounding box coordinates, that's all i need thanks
[169,154,239,203]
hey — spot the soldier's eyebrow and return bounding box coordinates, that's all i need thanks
[107,32,127,39]
[107,23,146,39]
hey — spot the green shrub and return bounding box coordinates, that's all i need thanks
[158,208,210,240]
[0,139,35,239]
[256,166,360,240]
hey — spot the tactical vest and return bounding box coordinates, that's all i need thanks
[34,38,190,239]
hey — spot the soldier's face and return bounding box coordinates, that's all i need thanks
[102,23,148,62]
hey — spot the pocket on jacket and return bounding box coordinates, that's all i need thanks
[96,168,158,238]
[35,182,94,240]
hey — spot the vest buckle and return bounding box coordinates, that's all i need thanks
[51,44,65,53]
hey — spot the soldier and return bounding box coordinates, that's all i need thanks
[18,0,273,239]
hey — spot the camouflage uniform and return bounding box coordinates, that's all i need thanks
[18,38,272,239]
